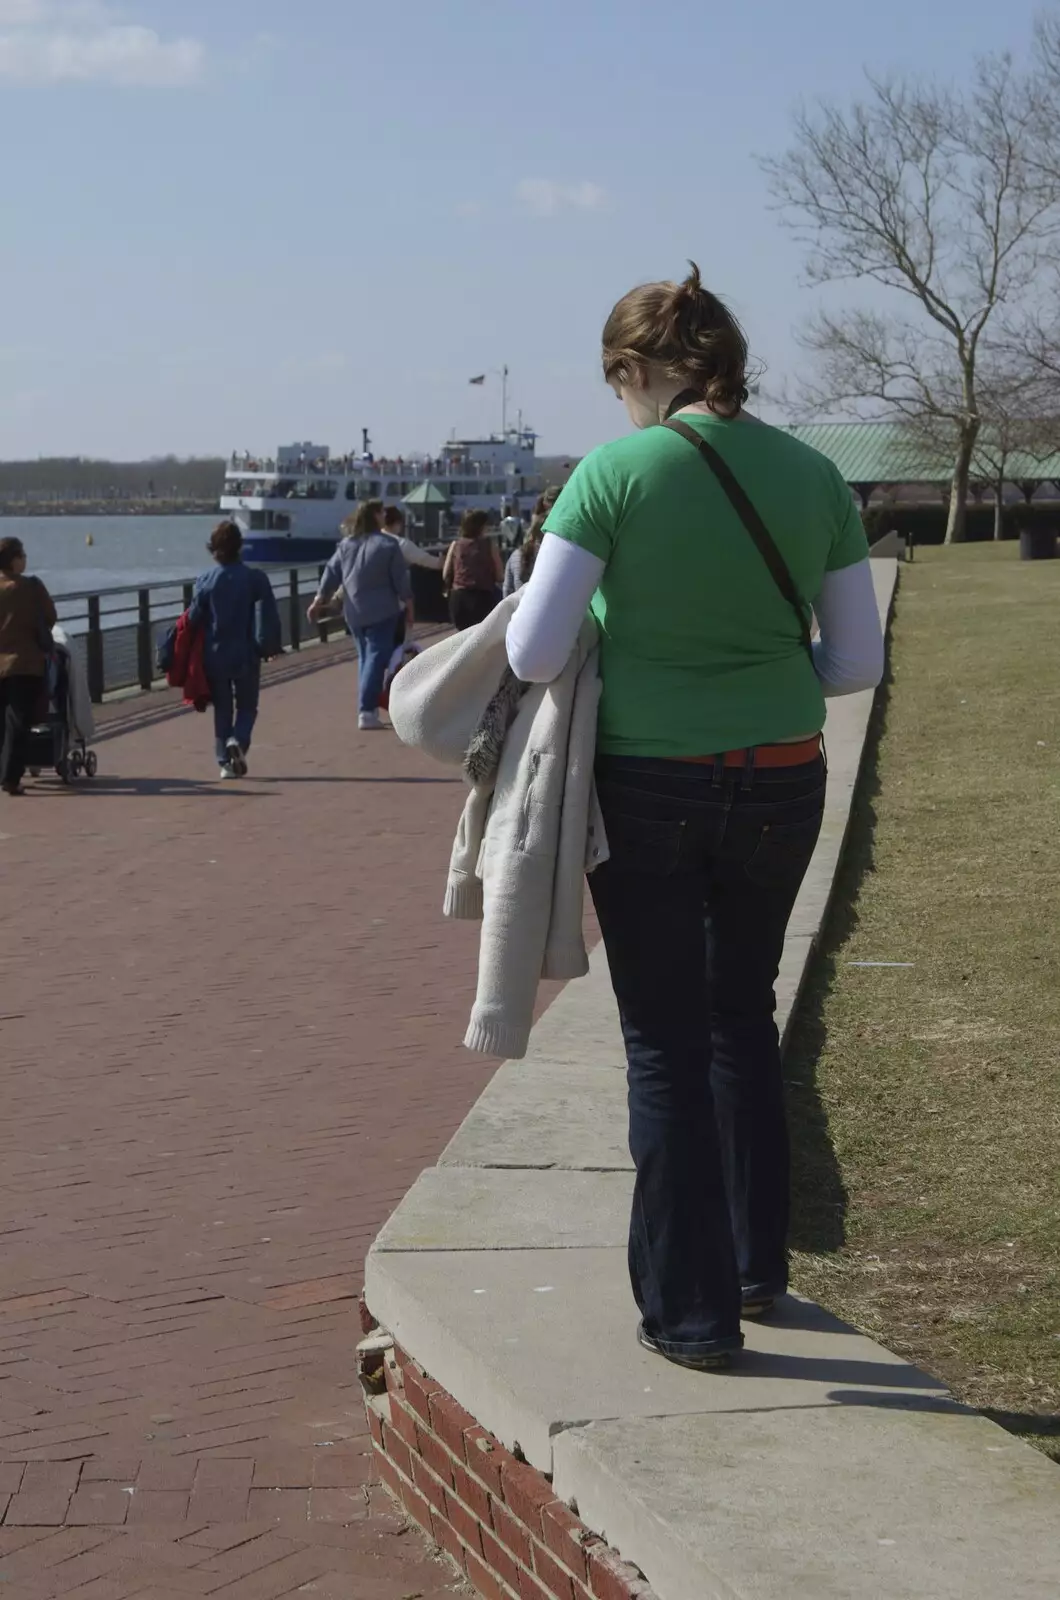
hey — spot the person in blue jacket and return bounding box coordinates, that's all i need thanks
[188,520,282,779]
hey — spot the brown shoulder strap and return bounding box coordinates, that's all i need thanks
[661,418,813,664]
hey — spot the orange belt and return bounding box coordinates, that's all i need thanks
[675,735,823,770]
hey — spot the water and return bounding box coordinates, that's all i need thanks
[3,512,328,694]
[3,514,219,598]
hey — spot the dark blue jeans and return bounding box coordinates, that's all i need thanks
[209,664,260,763]
[590,752,826,1359]
[355,616,399,715]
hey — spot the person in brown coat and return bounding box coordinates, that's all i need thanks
[0,537,57,795]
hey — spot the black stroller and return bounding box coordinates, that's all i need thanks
[26,644,98,784]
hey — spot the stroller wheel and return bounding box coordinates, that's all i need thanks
[84,750,98,779]
[69,748,84,777]
[57,757,71,785]
[28,768,41,779]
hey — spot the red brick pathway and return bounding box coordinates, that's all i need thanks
[0,647,504,1598]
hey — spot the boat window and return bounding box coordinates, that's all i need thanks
[400,481,412,495]
[385,481,401,497]
[449,482,464,496]
[489,480,507,495]
[249,511,266,531]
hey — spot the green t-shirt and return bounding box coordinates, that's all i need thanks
[544,415,869,757]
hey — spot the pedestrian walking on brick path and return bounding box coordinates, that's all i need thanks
[383,504,444,572]
[506,262,885,1373]
[187,520,282,780]
[0,535,57,796]
[502,484,561,595]
[308,500,413,730]
[443,508,504,630]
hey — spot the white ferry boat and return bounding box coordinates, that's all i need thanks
[221,428,544,563]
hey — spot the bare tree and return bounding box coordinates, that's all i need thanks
[763,51,1060,542]
[910,359,1060,539]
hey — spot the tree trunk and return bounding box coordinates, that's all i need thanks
[944,421,979,544]
[994,471,1005,541]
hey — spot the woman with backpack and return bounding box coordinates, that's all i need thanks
[505,263,884,1371]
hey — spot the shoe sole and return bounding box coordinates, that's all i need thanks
[741,1296,777,1321]
[226,742,248,776]
[636,1323,735,1371]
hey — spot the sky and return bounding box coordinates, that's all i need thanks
[0,0,1049,461]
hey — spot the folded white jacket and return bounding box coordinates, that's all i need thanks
[388,594,608,1059]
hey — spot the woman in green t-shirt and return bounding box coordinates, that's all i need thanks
[506,264,884,1371]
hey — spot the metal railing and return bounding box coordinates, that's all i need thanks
[53,567,348,704]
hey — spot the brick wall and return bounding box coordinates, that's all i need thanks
[358,1310,657,1600]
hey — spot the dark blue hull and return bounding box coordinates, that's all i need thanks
[242,534,339,565]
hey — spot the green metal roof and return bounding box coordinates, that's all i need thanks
[782,422,1060,486]
[402,478,450,506]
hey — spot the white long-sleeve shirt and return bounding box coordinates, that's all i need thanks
[391,534,443,571]
[507,533,884,697]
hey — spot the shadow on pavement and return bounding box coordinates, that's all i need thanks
[784,600,898,1257]
[32,777,265,797]
[253,775,463,786]
[30,773,463,796]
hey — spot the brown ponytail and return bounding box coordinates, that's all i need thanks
[520,483,562,582]
[601,262,749,417]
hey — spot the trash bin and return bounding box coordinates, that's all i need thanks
[1019,526,1057,561]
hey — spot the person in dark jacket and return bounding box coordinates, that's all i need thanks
[187,521,282,779]
[0,536,57,796]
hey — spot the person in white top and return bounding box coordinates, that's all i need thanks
[382,506,443,570]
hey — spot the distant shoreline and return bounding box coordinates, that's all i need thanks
[0,501,218,519]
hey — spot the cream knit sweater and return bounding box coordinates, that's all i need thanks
[388,595,608,1059]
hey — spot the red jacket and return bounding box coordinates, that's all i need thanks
[168,612,211,712]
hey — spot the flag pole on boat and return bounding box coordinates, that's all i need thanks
[467,366,511,437]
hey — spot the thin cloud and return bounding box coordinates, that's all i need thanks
[0,1,204,85]
[516,179,608,217]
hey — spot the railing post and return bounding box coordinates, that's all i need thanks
[87,595,105,704]
[316,564,328,644]
[288,570,301,651]
[136,588,153,689]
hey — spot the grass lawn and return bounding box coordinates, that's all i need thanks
[787,541,1060,1459]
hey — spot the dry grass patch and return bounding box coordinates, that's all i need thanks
[787,541,1060,1458]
